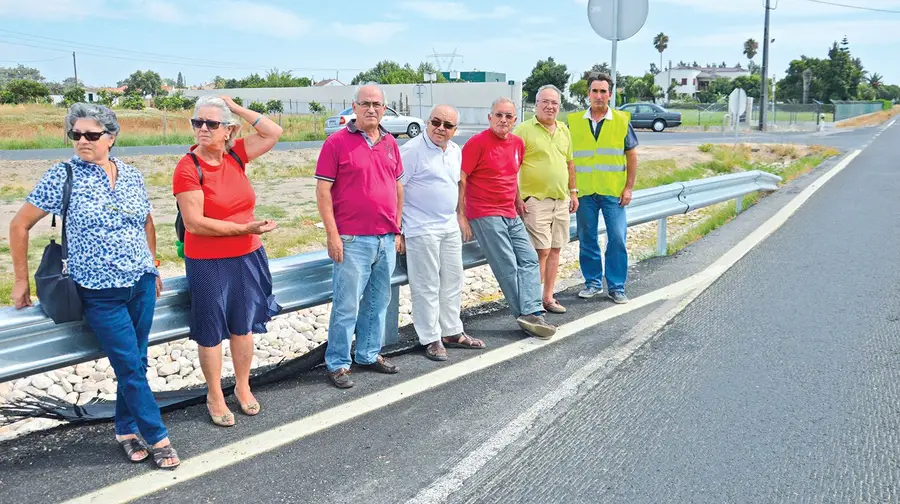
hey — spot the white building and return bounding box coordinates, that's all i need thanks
[656,66,751,98]
[314,79,345,87]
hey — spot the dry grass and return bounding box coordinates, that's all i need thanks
[836,106,900,128]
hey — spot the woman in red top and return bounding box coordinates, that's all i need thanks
[173,95,283,427]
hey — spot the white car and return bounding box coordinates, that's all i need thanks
[324,106,424,138]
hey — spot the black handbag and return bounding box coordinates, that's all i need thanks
[34,162,83,324]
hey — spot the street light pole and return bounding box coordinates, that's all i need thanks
[758,0,771,131]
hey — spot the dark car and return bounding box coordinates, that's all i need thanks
[618,102,682,132]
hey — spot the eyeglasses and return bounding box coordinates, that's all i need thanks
[492,112,515,121]
[356,101,384,109]
[430,118,457,130]
[538,99,560,108]
[68,131,108,142]
[191,119,222,130]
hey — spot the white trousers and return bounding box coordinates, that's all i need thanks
[405,229,465,345]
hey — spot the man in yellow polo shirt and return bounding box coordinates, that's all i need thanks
[568,73,639,304]
[513,84,578,314]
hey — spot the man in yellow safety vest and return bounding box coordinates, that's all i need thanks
[567,73,639,304]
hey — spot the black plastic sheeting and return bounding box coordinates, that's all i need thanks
[0,344,327,426]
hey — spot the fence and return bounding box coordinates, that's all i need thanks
[831,100,884,122]
[0,171,782,383]
[664,101,835,128]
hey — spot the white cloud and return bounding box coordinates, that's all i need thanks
[656,0,900,16]
[681,18,900,48]
[331,22,408,44]
[209,2,311,39]
[141,0,183,23]
[0,0,117,20]
[400,2,516,20]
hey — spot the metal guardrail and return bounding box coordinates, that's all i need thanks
[0,171,781,383]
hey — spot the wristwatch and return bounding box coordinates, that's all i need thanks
[569,188,579,193]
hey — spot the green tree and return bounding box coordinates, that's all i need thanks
[731,74,766,100]
[120,70,165,97]
[247,101,266,113]
[232,96,243,106]
[523,57,569,104]
[569,79,589,108]
[1,79,50,104]
[62,84,86,107]
[176,72,185,88]
[857,82,877,100]
[213,76,227,89]
[0,65,44,85]
[622,73,663,102]
[265,99,283,114]
[120,93,145,110]
[97,89,121,107]
[743,38,759,61]
[653,33,669,76]
[868,72,883,89]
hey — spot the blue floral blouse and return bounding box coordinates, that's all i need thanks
[26,156,159,290]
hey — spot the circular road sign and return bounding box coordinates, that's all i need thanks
[587,0,649,42]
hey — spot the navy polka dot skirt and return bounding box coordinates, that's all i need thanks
[184,246,281,347]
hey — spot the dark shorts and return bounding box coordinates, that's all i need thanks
[184,246,281,347]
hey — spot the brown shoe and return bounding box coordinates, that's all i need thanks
[358,355,399,374]
[542,299,567,314]
[328,368,354,389]
[425,341,449,361]
[516,314,557,340]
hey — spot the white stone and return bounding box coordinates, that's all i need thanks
[105,367,117,378]
[146,367,158,380]
[167,378,185,390]
[254,350,270,359]
[77,390,97,405]
[75,363,93,377]
[66,374,83,385]
[60,380,73,394]
[192,358,201,370]
[100,379,117,395]
[314,315,329,327]
[53,369,71,380]
[83,381,101,393]
[31,375,53,390]
[89,372,106,382]
[64,392,78,404]
[149,378,167,392]
[170,349,182,361]
[157,361,180,377]
[14,377,31,390]
[311,332,327,343]
[99,393,117,402]
[47,384,66,400]
[148,346,165,359]
[73,383,85,393]
[179,365,192,377]
[94,358,111,373]
[184,340,198,351]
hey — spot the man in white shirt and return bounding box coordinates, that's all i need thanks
[399,104,486,361]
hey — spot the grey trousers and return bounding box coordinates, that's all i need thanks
[469,216,543,318]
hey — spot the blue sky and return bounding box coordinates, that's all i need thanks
[0,0,898,89]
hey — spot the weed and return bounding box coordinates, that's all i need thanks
[697,143,714,153]
[255,204,288,220]
[0,184,28,202]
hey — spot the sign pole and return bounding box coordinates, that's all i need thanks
[610,0,619,104]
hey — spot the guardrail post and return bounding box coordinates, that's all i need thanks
[735,196,743,214]
[383,284,400,346]
[656,217,667,257]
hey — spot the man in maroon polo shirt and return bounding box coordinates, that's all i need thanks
[458,97,557,339]
[315,84,403,389]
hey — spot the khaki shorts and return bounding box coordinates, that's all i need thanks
[523,197,570,250]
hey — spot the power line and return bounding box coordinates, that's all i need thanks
[801,0,900,13]
[0,55,68,64]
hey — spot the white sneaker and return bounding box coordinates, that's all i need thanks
[578,286,603,299]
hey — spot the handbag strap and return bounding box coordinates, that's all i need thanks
[60,162,74,274]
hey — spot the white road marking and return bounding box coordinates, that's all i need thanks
[885,119,896,129]
[64,150,863,504]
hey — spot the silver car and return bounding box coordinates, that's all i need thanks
[324,106,425,137]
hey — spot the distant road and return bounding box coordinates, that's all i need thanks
[0,126,874,161]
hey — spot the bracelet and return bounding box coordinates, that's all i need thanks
[252,115,262,127]
[570,188,578,193]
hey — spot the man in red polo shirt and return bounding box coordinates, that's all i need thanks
[315,84,403,389]
[458,97,557,339]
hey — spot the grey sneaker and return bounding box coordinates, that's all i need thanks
[516,314,557,340]
[327,368,354,389]
[578,286,603,299]
[608,291,629,304]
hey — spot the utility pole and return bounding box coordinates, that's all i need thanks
[758,0,771,131]
[72,51,78,84]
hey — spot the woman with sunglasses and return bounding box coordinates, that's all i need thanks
[9,103,180,470]
[172,95,283,427]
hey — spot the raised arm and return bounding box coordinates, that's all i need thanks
[220,95,283,162]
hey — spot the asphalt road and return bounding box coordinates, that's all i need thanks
[0,122,880,161]
[0,120,896,503]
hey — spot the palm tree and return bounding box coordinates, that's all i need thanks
[653,33,669,73]
[743,38,759,61]
[868,72,883,89]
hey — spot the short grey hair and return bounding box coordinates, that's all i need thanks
[353,83,385,103]
[65,103,120,138]
[491,96,516,112]
[536,84,562,102]
[193,96,241,149]
[428,104,459,122]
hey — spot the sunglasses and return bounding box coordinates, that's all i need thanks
[430,118,457,130]
[68,131,108,142]
[493,112,515,121]
[191,119,222,130]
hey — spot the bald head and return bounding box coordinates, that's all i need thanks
[427,104,459,149]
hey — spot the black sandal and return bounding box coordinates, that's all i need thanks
[151,444,181,470]
[118,437,150,463]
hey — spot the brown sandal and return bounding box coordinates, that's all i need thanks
[442,333,486,349]
[151,444,181,470]
[117,437,150,463]
[425,341,448,361]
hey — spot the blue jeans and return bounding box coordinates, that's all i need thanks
[469,216,543,318]
[77,273,168,445]
[325,234,396,372]
[576,194,628,293]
